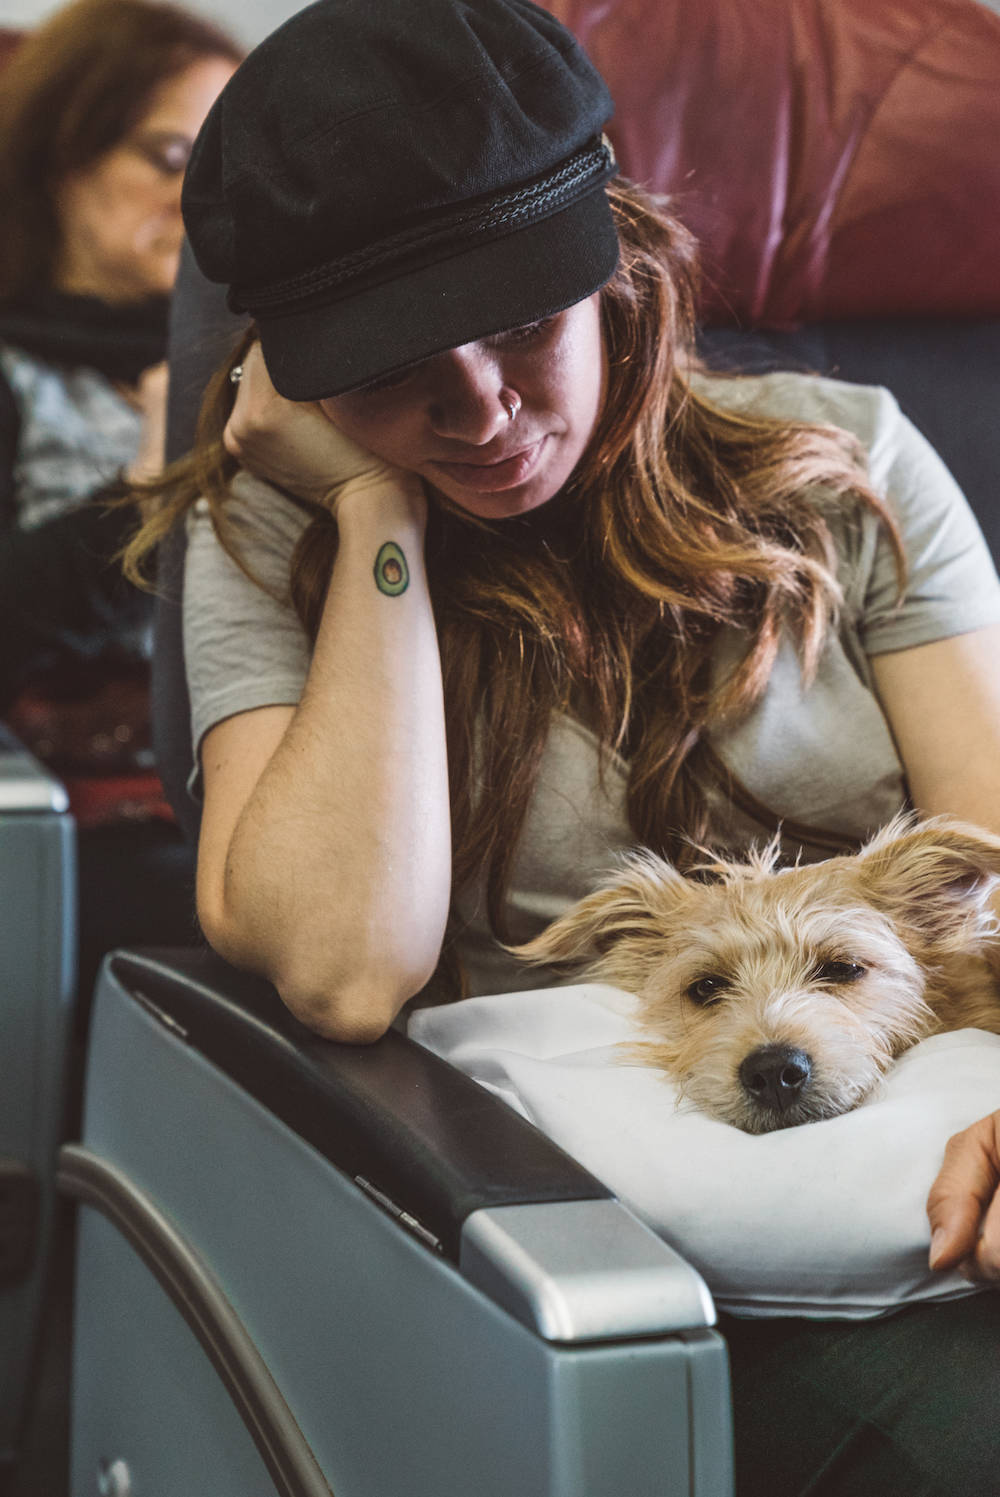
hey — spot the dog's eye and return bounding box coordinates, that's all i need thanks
[686,975,728,1006]
[812,960,866,984]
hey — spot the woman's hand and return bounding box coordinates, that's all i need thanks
[927,1111,1000,1283]
[124,360,169,486]
[222,342,412,511]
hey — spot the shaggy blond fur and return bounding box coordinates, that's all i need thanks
[513,815,1000,1133]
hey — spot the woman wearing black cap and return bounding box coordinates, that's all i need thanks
[128,0,1000,1490]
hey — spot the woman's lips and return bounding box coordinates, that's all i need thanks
[430,437,546,492]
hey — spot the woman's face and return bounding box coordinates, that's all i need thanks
[320,294,607,520]
[53,56,236,303]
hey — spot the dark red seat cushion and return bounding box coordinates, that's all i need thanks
[546,0,1000,325]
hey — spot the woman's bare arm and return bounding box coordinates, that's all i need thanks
[195,350,451,1042]
[871,623,1000,832]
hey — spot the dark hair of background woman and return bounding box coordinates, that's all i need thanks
[0,0,242,301]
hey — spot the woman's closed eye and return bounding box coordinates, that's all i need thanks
[486,314,560,348]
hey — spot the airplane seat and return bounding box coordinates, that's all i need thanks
[0,30,75,1489]
[0,727,74,1487]
[0,23,116,1489]
[0,20,198,1484]
[60,1,1000,1494]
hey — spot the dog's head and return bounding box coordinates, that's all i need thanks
[512,815,1000,1132]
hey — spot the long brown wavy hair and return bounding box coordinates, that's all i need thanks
[125,179,905,945]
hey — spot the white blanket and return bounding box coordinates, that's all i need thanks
[409,984,1000,1318]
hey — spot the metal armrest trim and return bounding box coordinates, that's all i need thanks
[0,729,68,813]
[460,1200,716,1342]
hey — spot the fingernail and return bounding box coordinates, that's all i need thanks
[929,1228,947,1267]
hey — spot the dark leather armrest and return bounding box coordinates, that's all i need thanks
[109,947,610,1261]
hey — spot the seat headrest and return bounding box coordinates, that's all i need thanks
[547,0,1000,325]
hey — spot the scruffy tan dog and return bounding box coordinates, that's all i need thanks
[513,815,1000,1134]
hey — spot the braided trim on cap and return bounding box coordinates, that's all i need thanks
[234,135,616,313]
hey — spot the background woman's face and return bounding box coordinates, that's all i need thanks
[53,56,235,303]
[320,293,607,520]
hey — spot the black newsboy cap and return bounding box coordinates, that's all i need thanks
[182,0,618,400]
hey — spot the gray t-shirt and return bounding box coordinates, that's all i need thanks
[183,372,1000,995]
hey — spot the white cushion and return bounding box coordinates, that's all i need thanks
[409,984,1000,1319]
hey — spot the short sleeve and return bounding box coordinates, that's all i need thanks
[183,473,313,787]
[693,369,1000,655]
[845,386,1000,654]
[692,370,1000,848]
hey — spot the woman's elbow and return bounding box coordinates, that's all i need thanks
[274,964,423,1043]
[196,884,438,1042]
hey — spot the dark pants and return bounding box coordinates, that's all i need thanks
[721,1292,1000,1497]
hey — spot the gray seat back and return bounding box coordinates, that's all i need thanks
[154,241,247,842]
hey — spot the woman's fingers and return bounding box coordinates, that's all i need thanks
[222,343,307,467]
[927,1111,1000,1282]
[222,342,389,505]
[965,1183,1000,1282]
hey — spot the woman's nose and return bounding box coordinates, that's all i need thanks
[426,345,512,445]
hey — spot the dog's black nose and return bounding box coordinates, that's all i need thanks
[739,1045,812,1114]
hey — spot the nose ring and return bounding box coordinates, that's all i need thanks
[500,389,521,422]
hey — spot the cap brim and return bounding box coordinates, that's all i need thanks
[256,187,620,402]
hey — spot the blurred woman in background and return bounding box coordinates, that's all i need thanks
[0,0,239,1006]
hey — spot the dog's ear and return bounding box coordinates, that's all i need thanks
[856,815,1000,943]
[510,851,691,969]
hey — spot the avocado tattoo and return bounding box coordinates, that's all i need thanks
[374,541,409,596]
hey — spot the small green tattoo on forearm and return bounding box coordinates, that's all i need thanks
[374,540,409,595]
